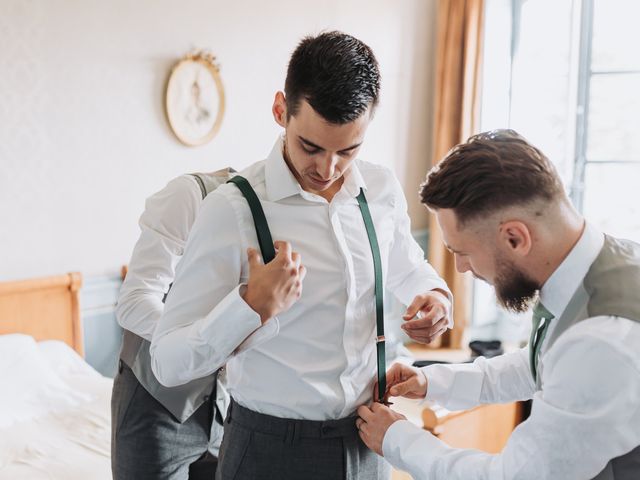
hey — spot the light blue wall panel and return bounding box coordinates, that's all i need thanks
[81,273,122,378]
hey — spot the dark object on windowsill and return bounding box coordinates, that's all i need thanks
[469,340,503,359]
[411,359,452,368]
[411,340,504,368]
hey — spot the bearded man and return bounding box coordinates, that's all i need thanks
[356,129,640,480]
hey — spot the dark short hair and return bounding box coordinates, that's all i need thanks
[285,31,381,124]
[420,129,565,225]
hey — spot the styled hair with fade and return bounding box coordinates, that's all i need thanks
[420,129,565,226]
[284,31,381,124]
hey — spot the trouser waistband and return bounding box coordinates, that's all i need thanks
[227,398,358,443]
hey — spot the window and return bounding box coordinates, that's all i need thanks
[580,0,640,240]
[470,0,640,342]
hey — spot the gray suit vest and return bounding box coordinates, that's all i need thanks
[536,234,640,479]
[119,169,234,422]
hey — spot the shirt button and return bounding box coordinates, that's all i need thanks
[321,426,330,435]
[203,395,210,402]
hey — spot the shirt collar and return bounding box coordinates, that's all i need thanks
[341,161,367,199]
[265,136,303,202]
[539,221,605,318]
[264,134,367,202]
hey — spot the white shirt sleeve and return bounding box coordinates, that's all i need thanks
[115,175,201,341]
[383,317,640,480]
[423,347,535,411]
[150,190,272,387]
[384,177,452,315]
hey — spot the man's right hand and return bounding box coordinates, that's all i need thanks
[242,241,306,324]
[383,363,428,400]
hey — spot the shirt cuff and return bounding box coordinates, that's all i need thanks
[429,286,454,329]
[197,284,263,353]
[383,419,449,478]
[235,314,280,355]
[393,269,454,328]
[420,362,484,410]
[396,276,451,308]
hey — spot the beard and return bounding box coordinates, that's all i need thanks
[494,257,540,313]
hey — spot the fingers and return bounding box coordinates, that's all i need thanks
[357,405,374,422]
[274,242,303,276]
[402,307,447,330]
[372,386,391,405]
[419,303,447,326]
[356,417,372,440]
[291,251,301,270]
[372,380,380,402]
[383,364,417,397]
[403,291,450,326]
[249,242,306,309]
[388,379,417,397]
[299,264,307,281]
[403,295,424,320]
[404,317,449,344]
[274,241,292,260]
[384,363,407,386]
[246,248,263,270]
[356,403,389,429]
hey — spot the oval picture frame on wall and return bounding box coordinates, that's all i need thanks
[165,51,225,147]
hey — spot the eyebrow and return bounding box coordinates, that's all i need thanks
[298,135,362,153]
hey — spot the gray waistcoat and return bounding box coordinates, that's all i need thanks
[536,234,640,480]
[119,169,234,423]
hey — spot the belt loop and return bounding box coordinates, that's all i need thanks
[284,420,301,445]
[291,420,301,445]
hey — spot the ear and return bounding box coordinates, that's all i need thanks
[498,220,532,257]
[272,91,287,127]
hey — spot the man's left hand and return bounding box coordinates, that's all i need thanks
[402,289,451,344]
[356,403,406,456]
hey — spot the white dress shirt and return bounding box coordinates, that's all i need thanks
[116,175,203,341]
[383,223,640,479]
[151,136,450,421]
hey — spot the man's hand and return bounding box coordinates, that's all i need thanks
[242,241,306,324]
[402,289,451,344]
[384,363,428,399]
[356,403,406,456]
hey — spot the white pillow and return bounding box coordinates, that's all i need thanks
[37,339,101,379]
[0,334,92,428]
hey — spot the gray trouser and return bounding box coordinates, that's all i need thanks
[111,361,218,480]
[216,399,391,480]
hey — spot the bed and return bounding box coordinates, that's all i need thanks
[0,272,113,479]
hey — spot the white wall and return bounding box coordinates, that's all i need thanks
[0,0,438,281]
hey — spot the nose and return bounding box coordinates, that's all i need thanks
[316,154,339,180]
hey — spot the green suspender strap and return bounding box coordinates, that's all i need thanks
[190,173,208,200]
[356,188,387,404]
[227,176,276,263]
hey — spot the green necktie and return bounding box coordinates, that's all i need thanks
[529,301,554,382]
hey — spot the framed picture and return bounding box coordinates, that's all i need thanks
[165,51,225,147]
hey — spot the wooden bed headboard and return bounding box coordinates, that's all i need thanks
[0,272,84,356]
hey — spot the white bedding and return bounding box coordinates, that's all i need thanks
[0,335,112,480]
